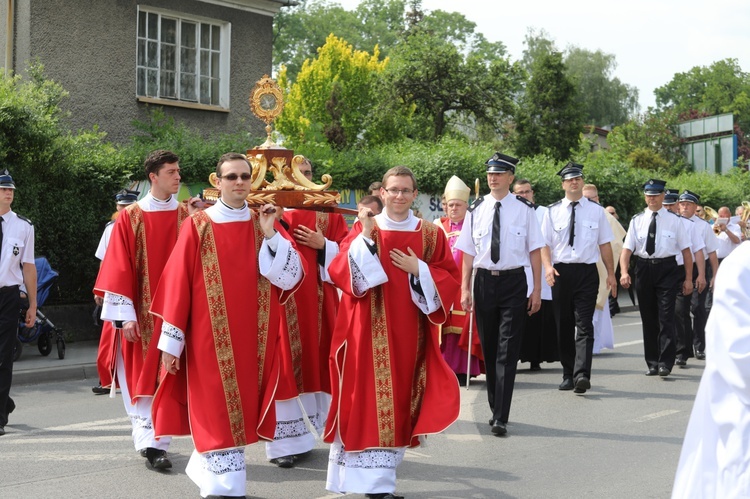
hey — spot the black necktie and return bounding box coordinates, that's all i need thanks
[491,201,501,264]
[0,217,4,261]
[646,211,657,256]
[568,201,579,247]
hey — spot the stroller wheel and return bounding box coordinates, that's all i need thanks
[57,336,66,360]
[38,331,52,356]
[13,337,23,362]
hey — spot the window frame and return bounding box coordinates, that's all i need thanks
[135,5,231,110]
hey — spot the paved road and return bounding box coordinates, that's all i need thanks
[0,310,702,498]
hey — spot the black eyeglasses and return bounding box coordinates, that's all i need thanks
[384,188,414,196]
[220,173,252,181]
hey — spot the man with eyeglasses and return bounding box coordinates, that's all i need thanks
[324,166,460,499]
[265,157,349,469]
[94,150,200,470]
[150,152,304,497]
[455,153,544,437]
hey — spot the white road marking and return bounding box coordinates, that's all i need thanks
[614,321,643,328]
[0,435,132,445]
[445,433,482,442]
[634,409,680,423]
[404,449,430,458]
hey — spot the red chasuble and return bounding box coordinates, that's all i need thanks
[323,219,461,451]
[275,210,348,401]
[94,204,189,401]
[438,217,483,361]
[149,211,301,453]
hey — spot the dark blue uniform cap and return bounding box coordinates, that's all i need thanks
[643,179,667,195]
[115,189,140,205]
[556,162,584,180]
[485,152,518,174]
[0,169,16,190]
[663,189,679,205]
[678,189,700,204]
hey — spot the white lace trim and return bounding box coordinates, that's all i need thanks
[351,256,370,296]
[161,323,184,343]
[201,448,246,475]
[269,246,302,289]
[105,293,133,307]
[329,443,405,470]
[131,414,153,432]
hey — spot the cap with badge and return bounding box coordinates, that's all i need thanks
[556,162,584,180]
[678,189,700,204]
[443,175,470,203]
[485,152,518,174]
[115,189,140,205]
[643,179,667,195]
[663,189,679,205]
[0,169,16,190]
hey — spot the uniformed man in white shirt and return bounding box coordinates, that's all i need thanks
[620,180,693,377]
[455,153,544,437]
[541,163,615,394]
[663,189,706,369]
[0,170,37,436]
[678,190,719,361]
[714,206,742,263]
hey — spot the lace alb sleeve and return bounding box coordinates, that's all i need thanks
[260,233,303,290]
[100,292,137,323]
[157,321,185,357]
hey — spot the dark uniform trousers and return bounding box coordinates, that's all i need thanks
[673,265,692,361]
[0,285,20,427]
[634,257,681,370]
[551,263,599,381]
[473,268,527,425]
[691,262,712,355]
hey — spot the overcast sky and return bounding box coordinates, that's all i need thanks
[332,0,749,112]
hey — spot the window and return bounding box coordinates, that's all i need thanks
[136,7,230,108]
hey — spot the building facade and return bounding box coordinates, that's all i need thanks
[2,0,291,142]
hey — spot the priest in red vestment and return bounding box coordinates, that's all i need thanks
[266,159,349,469]
[94,150,196,470]
[438,175,483,386]
[324,166,461,499]
[150,153,304,498]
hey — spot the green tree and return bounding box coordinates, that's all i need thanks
[382,18,520,140]
[273,0,405,81]
[565,47,639,126]
[514,51,583,160]
[276,34,388,149]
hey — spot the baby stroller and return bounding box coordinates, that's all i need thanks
[13,257,66,361]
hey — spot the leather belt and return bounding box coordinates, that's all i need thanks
[478,267,524,277]
[639,256,675,265]
[0,285,19,293]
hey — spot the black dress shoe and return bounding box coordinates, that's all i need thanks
[139,448,148,457]
[675,359,687,367]
[573,376,591,394]
[645,368,658,376]
[145,447,172,470]
[658,367,670,377]
[558,378,574,390]
[530,362,542,371]
[0,426,5,436]
[491,420,507,436]
[365,494,404,499]
[270,455,295,468]
[695,351,706,360]
[92,385,109,395]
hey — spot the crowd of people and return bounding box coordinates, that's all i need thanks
[2,148,744,497]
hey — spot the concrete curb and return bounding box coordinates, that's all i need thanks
[14,363,98,386]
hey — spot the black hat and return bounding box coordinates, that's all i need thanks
[679,189,700,204]
[663,189,679,205]
[0,169,16,190]
[556,162,584,180]
[115,189,140,205]
[643,179,666,195]
[485,153,518,174]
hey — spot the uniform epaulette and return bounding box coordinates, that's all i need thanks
[17,214,33,226]
[548,200,562,208]
[587,198,602,206]
[673,212,692,222]
[516,195,534,208]
[631,212,643,220]
[468,195,484,213]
